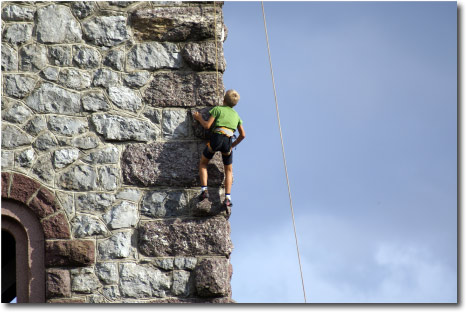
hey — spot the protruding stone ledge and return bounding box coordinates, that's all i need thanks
[194,257,232,297]
[121,142,224,187]
[138,217,233,257]
[129,6,222,42]
[45,240,95,267]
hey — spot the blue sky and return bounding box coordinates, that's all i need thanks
[223,1,457,303]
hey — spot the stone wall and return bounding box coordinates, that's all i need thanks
[1,1,233,303]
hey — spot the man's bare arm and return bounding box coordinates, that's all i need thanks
[232,125,246,148]
[192,112,215,130]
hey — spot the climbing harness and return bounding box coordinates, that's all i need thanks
[214,127,234,137]
[261,1,308,303]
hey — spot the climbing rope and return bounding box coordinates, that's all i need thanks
[213,1,220,104]
[261,1,307,303]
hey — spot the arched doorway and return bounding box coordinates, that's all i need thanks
[2,200,45,303]
[2,230,16,303]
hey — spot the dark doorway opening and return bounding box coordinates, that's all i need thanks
[2,230,16,303]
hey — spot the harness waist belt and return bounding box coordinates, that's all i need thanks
[214,127,234,137]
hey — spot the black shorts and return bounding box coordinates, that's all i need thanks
[203,133,233,165]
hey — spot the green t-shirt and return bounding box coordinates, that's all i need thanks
[209,106,243,131]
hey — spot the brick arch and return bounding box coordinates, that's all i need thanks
[1,172,71,239]
[1,172,96,302]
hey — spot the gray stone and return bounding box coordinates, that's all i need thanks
[95,262,119,285]
[82,146,119,164]
[82,16,129,47]
[174,257,197,270]
[122,142,224,187]
[15,148,35,168]
[3,102,32,124]
[48,115,88,136]
[88,294,106,303]
[76,193,116,213]
[3,23,33,45]
[33,131,59,151]
[1,97,13,110]
[56,191,75,219]
[48,45,72,66]
[172,270,191,296]
[71,214,108,238]
[129,7,219,42]
[1,44,18,71]
[123,71,151,88]
[2,150,14,169]
[58,68,92,90]
[26,83,81,115]
[98,231,132,259]
[107,86,142,112]
[82,91,110,112]
[3,74,37,99]
[103,285,120,301]
[71,268,100,294]
[41,67,60,81]
[71,1,96,19]
[127,42,182,70]
[143,72,223,107]
[109,1,133,7]
[141,190,189,218]
[53,148,80,169]
[92,68,120,88]
[31,154,55,185]
[153,258,174,271]
[57,164,98,191]
[139,218,233,257]
[103,201,138,230]
[142,107,162,125]
[2,4,35,21]
[116,189,141,202]
[119,263,171,298]
[162,109,190,139]
[97,166,119,191]
[1,124,32,148]
[24,116,47,136]
[194,258,231,297]
[19,44,48,72]
[182,41,226,72]
[36,4,82,44]
[91,114,156,142]
[70,133,100,150]
[103,49,124,71]
[73,45,101,69]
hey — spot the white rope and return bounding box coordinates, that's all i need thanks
[261,1,307,303]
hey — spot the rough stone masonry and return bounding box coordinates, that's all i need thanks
[1,1,234,303]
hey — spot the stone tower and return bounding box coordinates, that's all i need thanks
[1,1,233,303]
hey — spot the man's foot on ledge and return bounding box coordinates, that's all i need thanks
[199,190,209,201]
[223,198,232,217]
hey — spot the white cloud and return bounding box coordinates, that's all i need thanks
[231,212,456,303]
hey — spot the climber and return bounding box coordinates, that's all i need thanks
[192,89,246,213]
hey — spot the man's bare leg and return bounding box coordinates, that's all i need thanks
[199,155,210,187]
[224,164,233,195]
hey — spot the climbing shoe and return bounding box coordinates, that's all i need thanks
[199,190,209,201]
[223,199,232,217]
